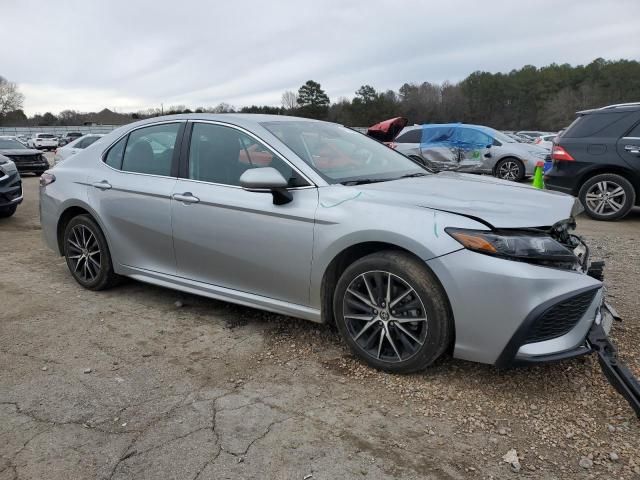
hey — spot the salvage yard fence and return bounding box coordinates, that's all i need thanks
[0,125,120,137]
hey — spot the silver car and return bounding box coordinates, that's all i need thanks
[393,124,549,181]
[39,114,611,372]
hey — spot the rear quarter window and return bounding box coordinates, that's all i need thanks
[563,111,636,138]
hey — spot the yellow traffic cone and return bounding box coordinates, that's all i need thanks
[532,161,545,189]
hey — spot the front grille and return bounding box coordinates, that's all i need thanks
[524,289,597,343]
[8,154,44,164]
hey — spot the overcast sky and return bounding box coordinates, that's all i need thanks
[2,0,639,115]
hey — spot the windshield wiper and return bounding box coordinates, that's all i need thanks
[396,172,429,179]
[340,178,393,186]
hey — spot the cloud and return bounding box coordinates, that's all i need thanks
[2,0,639,115]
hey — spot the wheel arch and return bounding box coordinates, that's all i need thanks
[492,155,525,176]
[56,202,111,256]
[575,165,640,202]
[319,240,453,334]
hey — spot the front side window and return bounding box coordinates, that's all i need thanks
[457,128,492,148]
[188,123,307,187]
[121,123,180,176]
[262,121,426,184]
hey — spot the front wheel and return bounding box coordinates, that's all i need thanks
[579,173,635,221]
[494,157,525,182]
[63,214,119,290]
[333,251,453,373]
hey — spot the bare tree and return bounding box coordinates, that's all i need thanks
[281,90,298,110]
[0,76,24,116]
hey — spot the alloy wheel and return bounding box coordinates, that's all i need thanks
[342,271,428,363]
[67,224,102,283]
[585,181,626,216]
[497,160,520,180]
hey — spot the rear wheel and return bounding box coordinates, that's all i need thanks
[63,215,119,290]
[0,205,17,218]
[495,157,525,182]
[579,173,635,221]
[333,251,453,373]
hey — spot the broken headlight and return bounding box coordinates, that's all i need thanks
[446,228,578,266]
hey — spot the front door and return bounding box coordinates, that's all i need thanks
[618,121,640,175]
[171,122,317,306]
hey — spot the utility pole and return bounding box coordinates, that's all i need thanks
[161,103,164,115]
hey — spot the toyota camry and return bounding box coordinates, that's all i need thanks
[39,115,633,392]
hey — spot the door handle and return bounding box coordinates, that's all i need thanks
[172,192,200,204]
[92,180,112,190]
[624,145,640,155]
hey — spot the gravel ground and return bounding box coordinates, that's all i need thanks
[1,159,639,479]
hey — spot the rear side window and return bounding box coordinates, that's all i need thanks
[104,137,126,169]
[121,123,180,176]
[395,129,421,143]
[563,111,634,138]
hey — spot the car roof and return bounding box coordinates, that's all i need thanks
[118,113,323,132]
[402,123,496,133]
[577,102,640,115]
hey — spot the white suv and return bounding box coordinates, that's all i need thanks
[28,133,58,150]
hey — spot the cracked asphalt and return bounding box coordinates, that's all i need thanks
[1,167,639,479]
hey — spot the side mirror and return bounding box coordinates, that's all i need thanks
[239,167,292,205]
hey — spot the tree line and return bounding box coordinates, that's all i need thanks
[2,58,639,130]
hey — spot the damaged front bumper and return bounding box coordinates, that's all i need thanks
[587,304,640,418]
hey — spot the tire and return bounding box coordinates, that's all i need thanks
[0,205,17,218]
[578,173,636,221]
[63,214,119,290]
[494,157,525,182]
[333,251,453,373]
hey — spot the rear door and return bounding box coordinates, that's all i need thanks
[617,120,640,175]
[170,121,317,306]
[88,121,184,274]
[420,125,459,170]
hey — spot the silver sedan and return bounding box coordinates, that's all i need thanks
[39,114,610,372]
[393,124,549,181]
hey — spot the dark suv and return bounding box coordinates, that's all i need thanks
[0,154,23,218]
[545,103,640,220]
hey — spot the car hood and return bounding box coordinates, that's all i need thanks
[356,172,577,228]
[0,148,43,156]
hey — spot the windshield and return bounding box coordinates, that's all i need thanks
[0,138,26,149]
[261,121,426,184]
[38,134,55,139]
